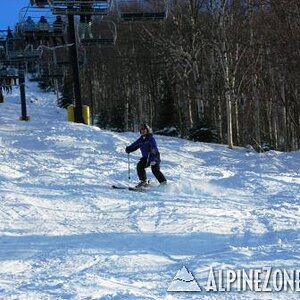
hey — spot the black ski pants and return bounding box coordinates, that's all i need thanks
[137,157,166,183]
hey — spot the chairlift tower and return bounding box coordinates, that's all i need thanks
[47,0,112,123]
[47,1,167,124]
[3,24,43,121]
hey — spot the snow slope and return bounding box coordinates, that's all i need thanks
[0,80,300,299]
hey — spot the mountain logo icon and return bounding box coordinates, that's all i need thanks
[167,266,201,292]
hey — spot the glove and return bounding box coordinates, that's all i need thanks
[125,146,130,153]
[150,161,156,166]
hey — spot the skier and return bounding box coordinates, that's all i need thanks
[52,16,65,45]
[23,17,36,50]
[37,16,49,45]
[79,0,93,39]
[31,0,48,7]
[125,124,167,188]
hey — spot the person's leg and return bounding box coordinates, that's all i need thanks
[79,15,86,39]
[86,15,93,38]
[137,158,147,181]
[151,163,167,183]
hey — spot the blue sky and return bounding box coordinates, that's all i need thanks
[0,0,30,30]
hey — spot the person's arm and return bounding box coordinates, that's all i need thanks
[125,137,142,153]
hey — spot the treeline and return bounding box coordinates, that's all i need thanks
[57,0,300,151]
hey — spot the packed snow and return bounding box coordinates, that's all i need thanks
[0,80,300,299]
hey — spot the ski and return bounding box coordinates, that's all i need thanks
[111,185,127,189]
[128,187,146,192]
[111,185,149,192]
[112,181,165,192]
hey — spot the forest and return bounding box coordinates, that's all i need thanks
[42,0,300,151]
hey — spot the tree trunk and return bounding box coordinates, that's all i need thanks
[253,74,261,147]
[223,47,234,149]
[225,90,234,149]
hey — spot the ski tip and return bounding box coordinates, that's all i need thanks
[112,185,127,189]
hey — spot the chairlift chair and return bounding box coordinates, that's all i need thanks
[80,20,117,46]
[0,69,8,78]
[117,0,167,22]
[7,50,42,61]
[49,0,112,15]
[5,37,42,62]
[0,67,19,85]
[56,58,85,66]
[38,67,64,78]
[30,0,50,7]
[19,6,68,47]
